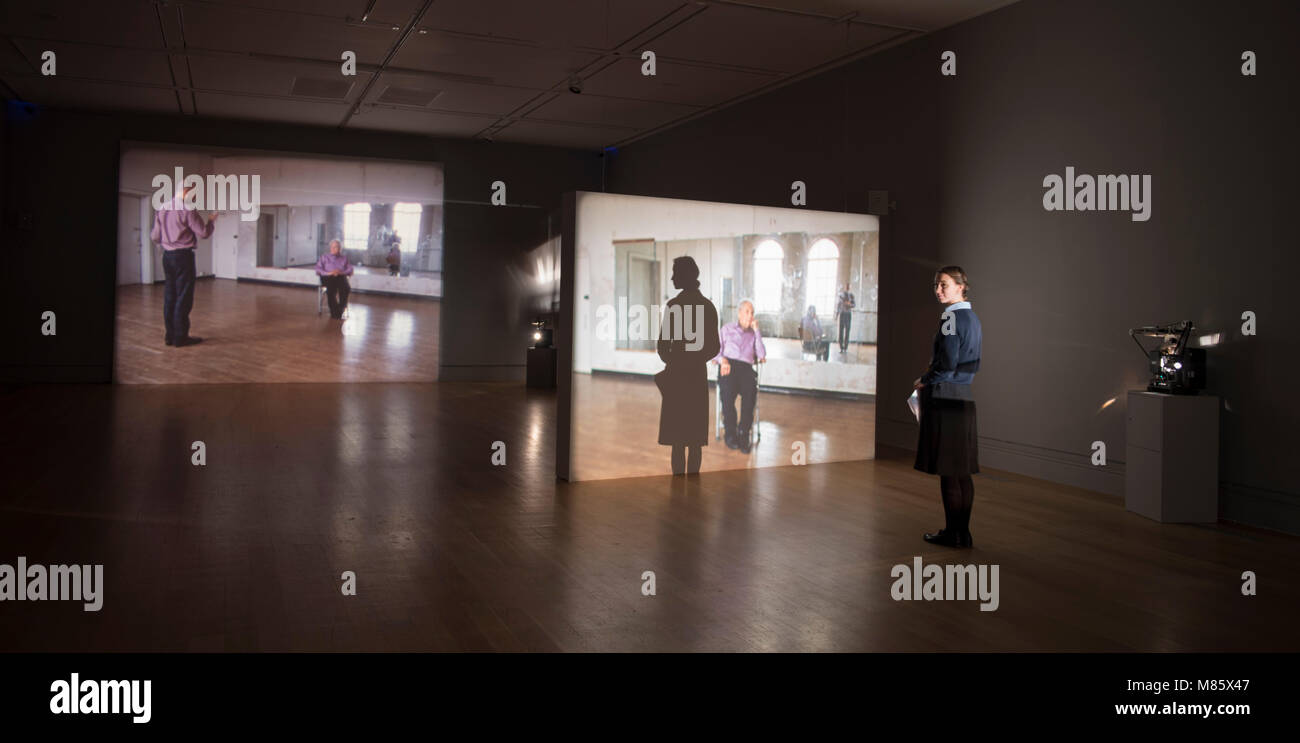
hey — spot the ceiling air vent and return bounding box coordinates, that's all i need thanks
[289,77,355,99]
[376,85,442,107]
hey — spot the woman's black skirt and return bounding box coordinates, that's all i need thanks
[914,387,980,476]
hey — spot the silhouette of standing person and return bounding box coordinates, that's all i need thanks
[656,256,721,475]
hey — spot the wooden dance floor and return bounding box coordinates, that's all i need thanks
[570,372,875,480]
[114,279,439,383]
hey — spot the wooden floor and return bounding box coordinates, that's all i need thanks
[571,372,874,480]
[0,381,1296,652]
[114,279,439,383]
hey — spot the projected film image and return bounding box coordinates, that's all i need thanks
[115,144,443,383]
[564,192,879,481]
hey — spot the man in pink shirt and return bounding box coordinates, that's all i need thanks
[150,186,216,347]
[315,239,355,319]
[714,299,767,452]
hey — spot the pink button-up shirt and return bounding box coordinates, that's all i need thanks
[715,322,766,365]
[150,196,214,251]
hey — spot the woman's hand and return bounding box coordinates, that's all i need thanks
[719,359,731,377]
[913,377,925,390]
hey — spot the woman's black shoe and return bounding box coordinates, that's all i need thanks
[923,529,961,547]
[958,530,974,548]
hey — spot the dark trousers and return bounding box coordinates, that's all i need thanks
[838,313,852,350]
[719,359,756,439]
[162,248,197,342]
[322,275,351,316]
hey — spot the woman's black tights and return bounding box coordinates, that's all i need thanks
[671,445,702,475]
[940,475,975,533]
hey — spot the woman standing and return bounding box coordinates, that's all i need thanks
[657,256,721,475]
[913,266,982,547]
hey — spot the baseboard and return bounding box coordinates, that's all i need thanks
[149,275,216,283]
[876,415,919,453]
[878,415,1300,535]
[880,414,1124,494]
[1221,483,1300,536]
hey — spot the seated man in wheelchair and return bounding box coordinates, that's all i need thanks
[315,239,355,319]
[800,305,831,361]
[713,299,766,453]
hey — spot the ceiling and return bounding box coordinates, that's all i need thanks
[0,0,1019,150]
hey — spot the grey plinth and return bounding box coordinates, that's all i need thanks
[1125,391,1220,523]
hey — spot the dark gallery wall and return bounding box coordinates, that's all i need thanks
[0,104,602,383]
[606,0,1299,532]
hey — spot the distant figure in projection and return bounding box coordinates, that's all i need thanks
[799,304,830,361]
[836,282,856,353]
[656,256,721,475]
[151,182,217,347]
[386,237,401,276]
[715,299,767,453]
[315,239,355,319]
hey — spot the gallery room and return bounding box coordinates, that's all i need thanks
[0,0,1296,680]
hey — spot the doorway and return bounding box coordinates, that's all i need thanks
[116,194,142,285]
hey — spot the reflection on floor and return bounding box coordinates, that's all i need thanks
[570,371,874,480]
[285,264,441,281]
[1,382,1295,652]
[115,279,439,383]
[762,337,876,365]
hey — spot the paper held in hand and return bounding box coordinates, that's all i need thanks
[907,389,921,423]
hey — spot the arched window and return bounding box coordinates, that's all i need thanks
[392,203,422,252]
[752,239,784,313]
[343,203,372,252]
[806,238,840,315]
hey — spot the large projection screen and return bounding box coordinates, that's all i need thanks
[114,143,444,384]
[559,192,879,481]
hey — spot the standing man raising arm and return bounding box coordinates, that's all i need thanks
[151,184,216,347]
[836,282,856,354]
